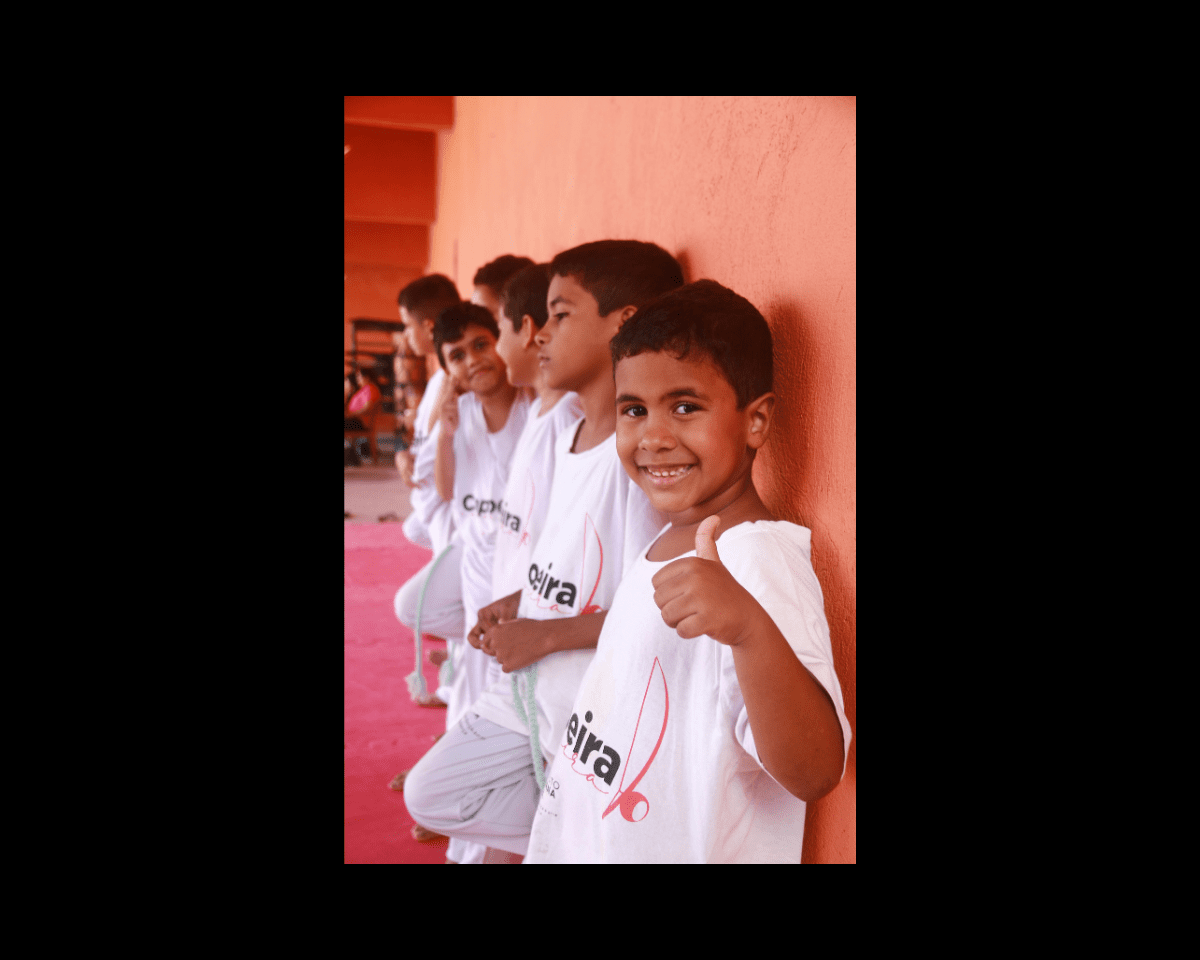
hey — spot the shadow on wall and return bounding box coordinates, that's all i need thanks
[756,297,811,528]
[674,248,693,285]
[759,294,856,785]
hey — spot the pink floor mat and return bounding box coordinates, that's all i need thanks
[344,524,453,864]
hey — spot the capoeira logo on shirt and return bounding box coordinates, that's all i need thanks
[560,657,670,824]
[526,512,604,614]
[499,473,535,544]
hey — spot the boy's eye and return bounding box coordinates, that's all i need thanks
[673,401,701,415]
[620,404,647,418]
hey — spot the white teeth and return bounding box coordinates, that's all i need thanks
[646,466,691,478]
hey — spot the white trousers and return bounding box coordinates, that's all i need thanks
[403,712,540,857]
[393,543,466,643]
[447,837,487,864]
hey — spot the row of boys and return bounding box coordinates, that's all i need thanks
[388,240,850,863]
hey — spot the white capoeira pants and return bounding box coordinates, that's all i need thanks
[394,543,468,715]
[393,542,466,644]
[403,712,540,858]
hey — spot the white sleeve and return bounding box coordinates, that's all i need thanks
[720,530,852,780]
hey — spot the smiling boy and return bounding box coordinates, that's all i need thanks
[421,301,531,863]
[432,303,530,735]
[523,280,851,863]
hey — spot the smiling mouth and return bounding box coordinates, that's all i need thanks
[641,464,694,485]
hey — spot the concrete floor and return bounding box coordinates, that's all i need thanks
[344,465,416,525]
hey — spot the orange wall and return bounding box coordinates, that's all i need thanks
[428,96,856,863]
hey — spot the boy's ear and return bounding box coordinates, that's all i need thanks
[745,392,776,450]
[521,317,538,348]
[616,305,638,327]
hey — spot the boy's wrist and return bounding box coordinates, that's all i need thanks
[728,602,774,650]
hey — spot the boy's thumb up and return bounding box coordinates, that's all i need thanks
[694,515,722,563]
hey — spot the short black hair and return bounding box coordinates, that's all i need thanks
[433,302,500,372]
[473,255,536,294]
[610,279,773,409]
[548,240,684,315]
[499,263,551,333]
[398,274,461,322]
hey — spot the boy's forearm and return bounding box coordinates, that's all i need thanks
[521,611,609,661]
[730,609,844,802]
[435,430,455,502]
[482,610,608,674]
[545,611,607,654]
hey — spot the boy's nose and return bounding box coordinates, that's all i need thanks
[639,419,676,451]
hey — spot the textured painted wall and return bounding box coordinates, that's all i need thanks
[428,96,855,863]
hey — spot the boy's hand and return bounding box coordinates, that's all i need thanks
[467,590,522,649]
[478,618,551,673]
[396,449,417,487]
[440,391,460,434]
[652,516,760,646]
[434,375,462,434]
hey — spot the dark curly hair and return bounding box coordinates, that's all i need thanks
[499,263,551,333]
[549,240,683,316]
[398,274,461,322]
[610,280,773,409]
[433,302,500,372]
[473,255,536,294]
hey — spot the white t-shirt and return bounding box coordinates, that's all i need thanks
[441,390,530,728]
[524,520,851,863]
[403,367,454,553]
[491,392,584,602]
[451,390,531,626]
[471,419,666,765]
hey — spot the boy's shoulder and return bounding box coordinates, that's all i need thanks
[712,520,821,605]
[718,518,811,554]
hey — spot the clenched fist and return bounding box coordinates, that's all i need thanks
[651,516,760,646]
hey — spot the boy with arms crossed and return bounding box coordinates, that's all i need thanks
[483,263,582,694]
[403,241,683,861]
[524,280,850,863]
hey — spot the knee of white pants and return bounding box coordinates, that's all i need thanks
[394,578,419,628]
[401,753,440,827]
[394,556,464,639]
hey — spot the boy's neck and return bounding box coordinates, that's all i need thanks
[479,381,518,433]
[649,478,776,562]
[535,382,567,415]
[571,377,616,453]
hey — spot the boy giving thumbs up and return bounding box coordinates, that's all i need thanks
[523,280,851,863]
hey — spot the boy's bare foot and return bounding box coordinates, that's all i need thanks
[411,824,448,844]
[428,648,448,666]
[415,693,446,708]
[389,770,409,792]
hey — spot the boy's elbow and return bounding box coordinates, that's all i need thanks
[791,770,841,803]
[773,752,843,803]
